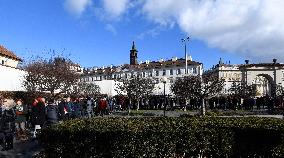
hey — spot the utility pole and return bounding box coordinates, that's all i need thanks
[182,37,190,74]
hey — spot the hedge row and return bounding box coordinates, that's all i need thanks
[39,117,284,157]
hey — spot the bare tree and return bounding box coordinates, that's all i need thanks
[72,82,101,98]
[171,75,224,115]
[115,76,155,111]
[23,56,80,97]
[230,81,256,98]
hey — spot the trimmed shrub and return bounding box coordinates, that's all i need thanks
[39,117,284,157]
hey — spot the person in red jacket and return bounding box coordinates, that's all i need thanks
[98,97,108,116]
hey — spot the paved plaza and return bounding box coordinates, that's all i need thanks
[0,138,41,158]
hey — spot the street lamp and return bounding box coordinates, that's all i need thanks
[160,76,167,117]
[182,37,190,75]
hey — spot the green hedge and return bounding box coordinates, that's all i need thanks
[39,117,284,157]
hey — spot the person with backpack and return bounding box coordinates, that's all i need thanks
[45,98,59,126]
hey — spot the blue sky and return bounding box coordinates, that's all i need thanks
[0,0,283,70]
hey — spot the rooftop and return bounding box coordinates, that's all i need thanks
[0,45,22,61]
[84,58,202,75]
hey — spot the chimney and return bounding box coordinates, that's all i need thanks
[188,55,192,61]
[273,59,277,64]
[245,60,249,64]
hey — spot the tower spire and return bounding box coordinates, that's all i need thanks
[132,41,137,50]
[130,41,138,65]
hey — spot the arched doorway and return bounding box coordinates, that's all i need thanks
[253,74,275,97]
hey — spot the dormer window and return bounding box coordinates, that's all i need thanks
[1,60,4,65]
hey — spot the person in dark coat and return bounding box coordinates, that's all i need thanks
[45,98,59,126]
[15,99,28,141]
[58,98,66,121]
[31,98,46,128]
[64,97,74,119]
[0,98,16,151]
[72,99,81,118]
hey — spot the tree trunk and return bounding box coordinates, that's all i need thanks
[128,99,131,115]
[201,98,206,116]
[137,99,140,111]
[51,90,55,98]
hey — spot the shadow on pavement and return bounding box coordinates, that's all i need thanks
[0,138,42,158]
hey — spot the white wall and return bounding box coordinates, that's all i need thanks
[0,65,26,91]
[92,80,120,96]
[90,79,173,96]
[153,82,172,95]
[0,56,19,68]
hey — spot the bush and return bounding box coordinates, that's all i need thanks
[39,117,284,157]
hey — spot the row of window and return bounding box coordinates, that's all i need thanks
[82,68,197,82]
[220,72,241,79]
[82,68,199,82]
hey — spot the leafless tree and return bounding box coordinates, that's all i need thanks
[115,76,155,110]
[230,81,256,98]
[71,82,100,98]
[23,56,80,97]
[171,75,224,115]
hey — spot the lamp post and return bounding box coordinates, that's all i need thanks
[182,37,190,75]
[160,77,167,117]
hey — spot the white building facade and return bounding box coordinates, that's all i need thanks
[0,45,26,91]
[81,42,203,96]
[205,58,284,97]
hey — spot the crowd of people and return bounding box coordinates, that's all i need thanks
[0,94,283,151]
[0,96,113,151]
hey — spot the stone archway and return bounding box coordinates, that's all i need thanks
[253,74,275,97]
[239,62,283,97]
